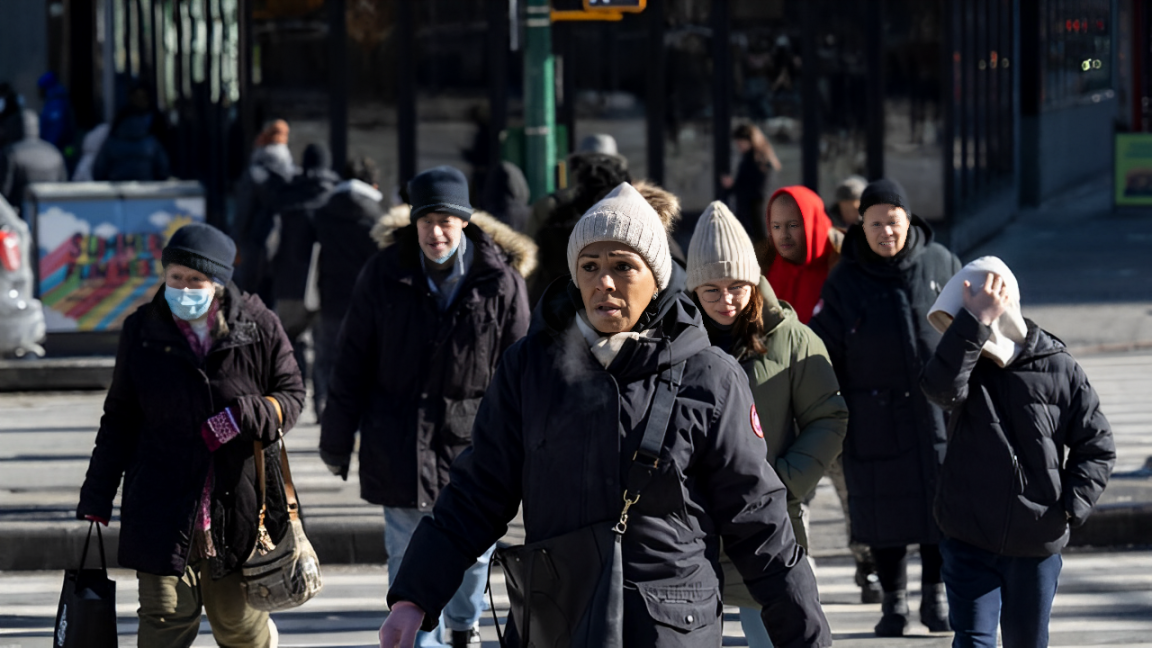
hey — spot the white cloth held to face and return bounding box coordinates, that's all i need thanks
[928,256,1028,367]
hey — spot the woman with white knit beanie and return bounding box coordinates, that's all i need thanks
[687,200,848,648]
[379,183,832,648]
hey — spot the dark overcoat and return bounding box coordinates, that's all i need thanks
[808,217,961,547]
[77,285,305,578]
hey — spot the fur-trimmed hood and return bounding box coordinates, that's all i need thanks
[633,179,681,233]
[370,204,538,278]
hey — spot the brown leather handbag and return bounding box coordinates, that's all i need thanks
[240,437,323,611]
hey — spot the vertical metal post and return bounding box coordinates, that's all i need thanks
[555,21,577,156]
[328,0,348,170]
[489,0,510,174]
[523,0,555,201]
[942,0,957,226]
[397,0,417,188]
[645,0,666,186]
[237,0,254,159]
[865,0,885,180]
[711,0,731,200]
[103,0,116,122]
[800,0,819,192]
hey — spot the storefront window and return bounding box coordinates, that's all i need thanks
[1041,0,1112,107]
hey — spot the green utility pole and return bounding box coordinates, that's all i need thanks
[523,0,557,202]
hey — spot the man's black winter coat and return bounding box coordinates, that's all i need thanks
[920,308,1115,557]
[77,285,305,578]
[808,217,961,547]
[387,275,832,648]
[319,222,530,509]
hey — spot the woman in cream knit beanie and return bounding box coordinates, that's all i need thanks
[688,200,848,648]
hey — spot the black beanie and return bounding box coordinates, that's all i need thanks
[302,143,331,173]
[858,179,910,219]
[161,223,237,283]
[408,166,473,221]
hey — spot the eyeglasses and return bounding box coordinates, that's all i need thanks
[698,284,752,303]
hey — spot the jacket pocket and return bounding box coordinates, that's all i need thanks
[635,581,721,633]
[441,397,482,445]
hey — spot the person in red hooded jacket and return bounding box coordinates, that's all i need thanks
[764,186,843,324]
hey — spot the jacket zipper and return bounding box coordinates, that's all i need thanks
[994,378,1022,554]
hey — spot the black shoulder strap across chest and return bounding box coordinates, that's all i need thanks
[623,360,687,505]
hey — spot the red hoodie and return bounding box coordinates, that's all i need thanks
[765,186,833,323]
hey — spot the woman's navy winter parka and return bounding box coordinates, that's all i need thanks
[387,272,832,648]
[77,285,305,578]
[808,217,961,548]
[920,308,1115,557]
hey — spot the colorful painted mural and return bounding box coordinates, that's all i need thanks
[32,185,205,333]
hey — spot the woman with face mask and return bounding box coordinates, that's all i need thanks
[687,201,848,647]
[377,183,831,648]
[77,223,305,648]
[808,179,962,637]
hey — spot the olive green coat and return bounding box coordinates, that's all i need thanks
[722,277,849,608]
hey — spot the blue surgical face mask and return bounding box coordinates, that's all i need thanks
[427,241,459,266]
[164,285,216,321]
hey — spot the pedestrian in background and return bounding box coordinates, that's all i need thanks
[526,149,630,303]
[269,142,340,382]
[764,185,879,600]
[320,166,531,648]
[36,72,76,160]
[721,122,781,258]
[0,110,67,212]
[827,174,866,229]
[0,83,25,150]
[311,156,384,420]
[479,160,530,232]
[76,223,305,648]
[809,179,960,636]
[921,257,1115,648]
[71,123,110,182]
[764,185,843,323]
[379,182,831,648]
[233,119,296,305]
[92,85,171,182]
[687,200,847,647]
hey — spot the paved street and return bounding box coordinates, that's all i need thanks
[2,550,1151,647]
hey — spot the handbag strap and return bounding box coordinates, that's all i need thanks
[253,440,301,526]
[615,360,686,535]
[78,520,108,572]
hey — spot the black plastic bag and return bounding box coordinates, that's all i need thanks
[53,522,118,647]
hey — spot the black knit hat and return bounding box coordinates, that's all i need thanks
[858,178,910,219]
[408,166,473,221]
[161,223,236,283]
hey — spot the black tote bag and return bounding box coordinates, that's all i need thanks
[53,522,118,648]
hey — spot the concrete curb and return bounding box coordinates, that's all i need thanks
[0,357,115,391]
[3,498,1150,571]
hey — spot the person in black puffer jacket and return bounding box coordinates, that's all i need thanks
[379,182,831,648]
[310,156,384,419]
[808,179,961,636]
[92,108,170,181]
[77,223,305,647]
[920,256,1114,648]
[268,142,340,381]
